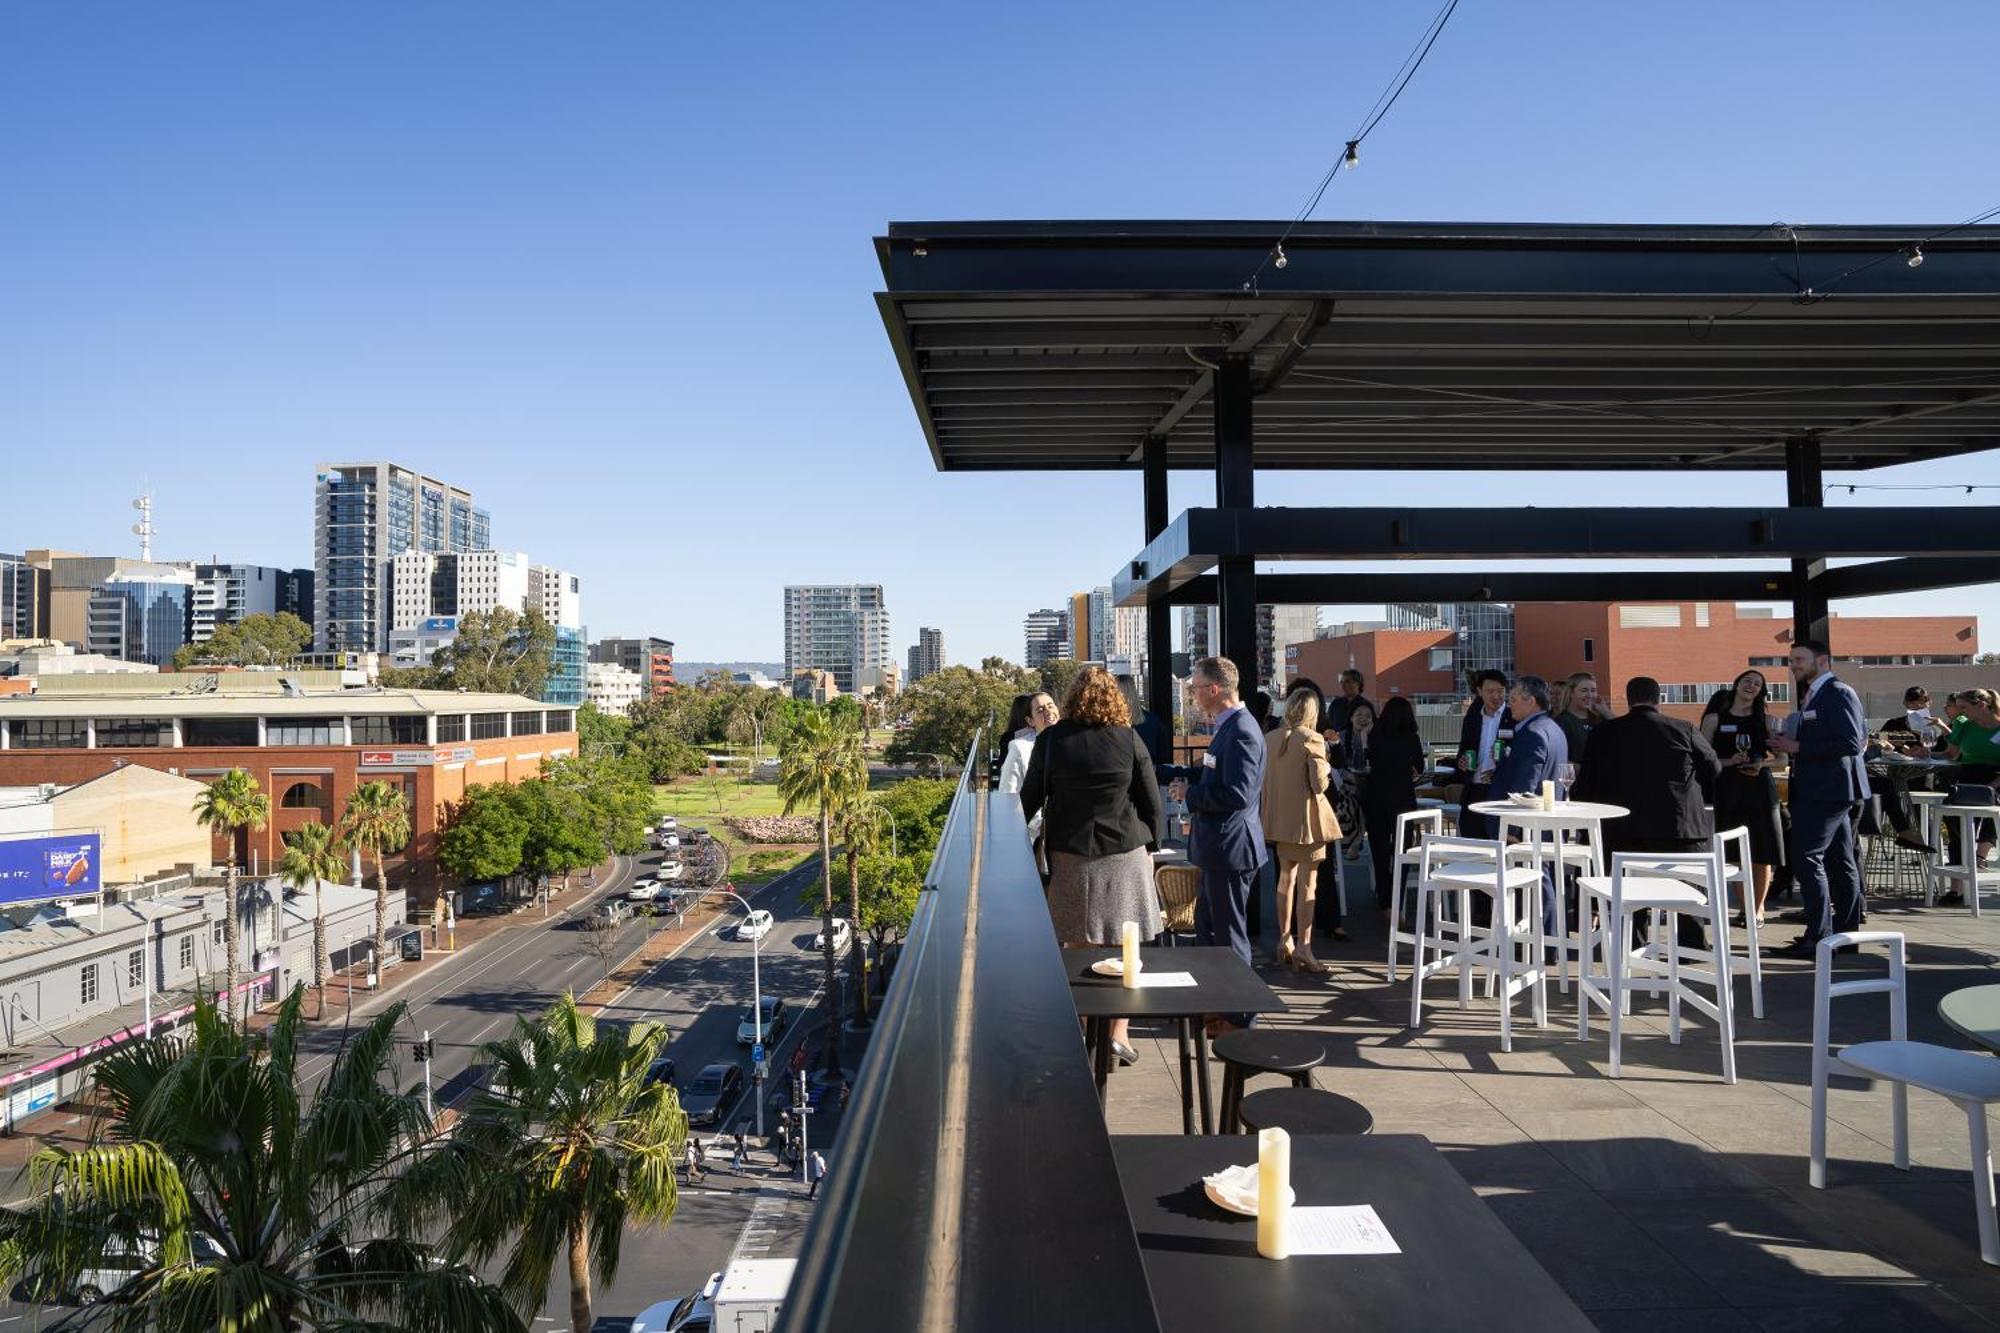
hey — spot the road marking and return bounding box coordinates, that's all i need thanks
[728,1189,797,1266]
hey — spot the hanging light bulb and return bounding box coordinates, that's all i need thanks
[1343,140,1359,170]
[1273,244,1289,270]
[1906,245,1924,268]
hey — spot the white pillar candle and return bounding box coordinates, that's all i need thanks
[1541,779,1557,810]
[1257,1126,1291,1259]
[1121,919,1141,988]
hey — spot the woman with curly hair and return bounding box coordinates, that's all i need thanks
[1022,666,1165,1064]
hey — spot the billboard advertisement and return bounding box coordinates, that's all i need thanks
[0,833,102,904]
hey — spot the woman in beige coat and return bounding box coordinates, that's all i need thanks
[1260,689,1341,973]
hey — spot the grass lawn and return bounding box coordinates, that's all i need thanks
[653,775,811,888]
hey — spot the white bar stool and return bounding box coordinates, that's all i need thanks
[1494,809,1604,997]
[1386,809,1480,981]
[1577,851,1736,1082]
[1932,805,1999,916]
[1811,931,2000,1265]
[1407,834,1549,1052]
[1651,826,1764,1019]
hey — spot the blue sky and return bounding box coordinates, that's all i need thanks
[4,2,1997,666]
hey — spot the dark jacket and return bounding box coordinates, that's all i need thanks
[1360,729,1426,816]
[1788,675,1870,806]
[1020,720,1162,859]
[1174,707,1268,874]
[1455,701,1510,775]
[1574,705,1722,845]
[1325,693,1374,740]
[1491,708,1568,800]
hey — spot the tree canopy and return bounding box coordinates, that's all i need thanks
[170,612,313,670]
[886,661,1032,767]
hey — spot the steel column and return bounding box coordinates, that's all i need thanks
[1786,436,1829,645]
[1213,356,1257,688]
[1142,436,1174,723]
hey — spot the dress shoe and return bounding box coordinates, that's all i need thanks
[1766,937,1855,960]
[1895,832,1939,854]
[1112,1040,1141,1066]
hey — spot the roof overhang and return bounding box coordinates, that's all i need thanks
[877,220,2000,473]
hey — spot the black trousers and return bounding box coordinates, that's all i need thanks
[1365,806,1401,910]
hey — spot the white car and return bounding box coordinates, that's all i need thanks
[626,878,660,902]
[736,909,774,941]
[813,918,853,952]
[658,860,685,881]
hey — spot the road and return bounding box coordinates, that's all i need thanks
[0,847,837,1330]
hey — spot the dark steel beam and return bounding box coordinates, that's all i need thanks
[1214,356,1257,684]
[1813,557,2000,600]
[1162,570,1796,607]
[1142,437,1174,725]
[1786,436,1829,645]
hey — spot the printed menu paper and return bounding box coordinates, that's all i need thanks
[1287,1205,1400,1255]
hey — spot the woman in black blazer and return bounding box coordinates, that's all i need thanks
[1021,667,1164,1064]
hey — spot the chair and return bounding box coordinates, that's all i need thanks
[1811,931,2000,1265]
[1407,834,1549,1052]
[1652,827,1765,1020]
[1154,863,1201,945]
[1931,805,2000,917]
[1494,809,1606,997]
[1385,808,1449,982]
[1576,851,1736,1082]
[1236,1086,1373,1137]
[1212,1028,1324,1133]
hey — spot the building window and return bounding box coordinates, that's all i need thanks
[94,718,169,747]
[351,715,427,745]
[511,711,544,736]
[470,712,508,740]
[280,781,330,811]
[266,717,341,747]
[1694,602,1711,628]
[81,963,98,1006]
[435,714,467,743]
[129,949,144,988]
[1427,648,1453,671]
[184,718,260,748]
[14,719,88,748]
[1582,638,1594,664]
[180,935,194,970]
[212,920,225,946]
[1618,605,1682,629]
[545,710,573,733]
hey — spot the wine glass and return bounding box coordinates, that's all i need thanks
[1735,732,1752,761]
[1557,763,1578,801]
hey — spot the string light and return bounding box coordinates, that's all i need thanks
[1906,245,1925,268]
[1343,140,1360,170]
[1273,244,1289,270]
[1826,482,1999,495]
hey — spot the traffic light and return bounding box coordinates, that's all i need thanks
[412,1038,435,1062]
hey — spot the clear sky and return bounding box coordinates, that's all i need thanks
[4,2,1996,666]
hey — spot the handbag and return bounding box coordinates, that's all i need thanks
[1947,783,1999,808]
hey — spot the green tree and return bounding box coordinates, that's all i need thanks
[439,784,531,885]
[887,664,1026,768]
[514,779,600,898]
[278,819,346,1019]
[829,849,925,961]
[432,606,557,697]
[0,988,522,1332]
[779,709,866,1075]
[190,769,269,1023]
[575,703,631,757]
[342,781,412,989]
[546,756,652,860]
[1038,656,1087,704]
[395,994,684,1333]
[169,612,314,670]
[830,795,888,1026]
[873,777,957,857]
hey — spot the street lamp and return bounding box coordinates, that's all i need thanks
[681,882,766,1139]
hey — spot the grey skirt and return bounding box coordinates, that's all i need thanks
[1047,846,1163,946]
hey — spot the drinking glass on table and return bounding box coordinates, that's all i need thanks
[1557,763,1578,801]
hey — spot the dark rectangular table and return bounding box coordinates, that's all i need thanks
[1113,1134,1594,1332]
[1070,946,1287,1134]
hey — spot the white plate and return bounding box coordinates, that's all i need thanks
[1090,958,1125,977]
[1506,792,1544,807]
[1203,1177,1298,1217]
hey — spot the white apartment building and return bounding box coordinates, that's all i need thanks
[313,462,488,654]
[782,585,890,694]
[585,660,643,716]
[384,551,581,666]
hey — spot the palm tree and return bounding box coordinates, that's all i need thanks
[831,795,887,1026]
[394,993,683,1333]
[342,781,412,993]
[278,820,346,1019]
[190,769,269,1025]
[0,987,523,1332]
[779,709,866,1075]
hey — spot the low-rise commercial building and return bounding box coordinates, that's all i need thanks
[585,660,644,716]
[592,637,676,694]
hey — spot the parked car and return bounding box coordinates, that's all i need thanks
[736,995,790,1046]
[657,860,685,882]
[657,815,678,832]
[736,909,775,941]
[626,878,661,902]
[813,918,853,953]
[681,1062,744,1126]
[587,899,632,931]
[644,1056,678,1089]
[460,882,511,917]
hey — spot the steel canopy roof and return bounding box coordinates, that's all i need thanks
[875,220,2000,473]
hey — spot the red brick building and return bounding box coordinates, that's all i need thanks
[0,687,577,895]
[1286,629,1458,703]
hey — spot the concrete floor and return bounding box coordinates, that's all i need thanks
[1102,851,2000,1330]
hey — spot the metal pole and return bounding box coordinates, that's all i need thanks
[751,926,764,1139]
[797,1069,810,1187]
[421,1028,434,1121]
[142,920,153,1039]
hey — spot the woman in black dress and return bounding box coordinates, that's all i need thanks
[1360,697,1427,911]
[1699,670,1785,924]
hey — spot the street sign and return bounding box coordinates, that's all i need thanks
[751,1043,765,1065]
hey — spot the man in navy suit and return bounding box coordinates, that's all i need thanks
[1765,638,1868,956]
[1168,656,1267,1032]
[1488,675,1569,937]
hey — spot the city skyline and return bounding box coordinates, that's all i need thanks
[5,4,1999,663]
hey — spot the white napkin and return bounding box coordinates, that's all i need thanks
[1201,1162,1296,1214]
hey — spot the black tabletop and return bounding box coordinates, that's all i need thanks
[1113,1134,1594,1333]
[1069,946,1287,1020]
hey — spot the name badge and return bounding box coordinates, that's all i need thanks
[1201,753,1217,769]
[1801,710,1817,721]
[1718,724,1738,734]
[1498,729,1515,740]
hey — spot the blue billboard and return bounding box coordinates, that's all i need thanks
[0,833,102,904]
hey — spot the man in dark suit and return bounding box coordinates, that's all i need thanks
[1488,675,1569,935]
[1765,638,1869,956]
[1574,676,1722,947]
[1168,655,1267,1032]
[1455,670,1512,838]
[1324,669,1373,740]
